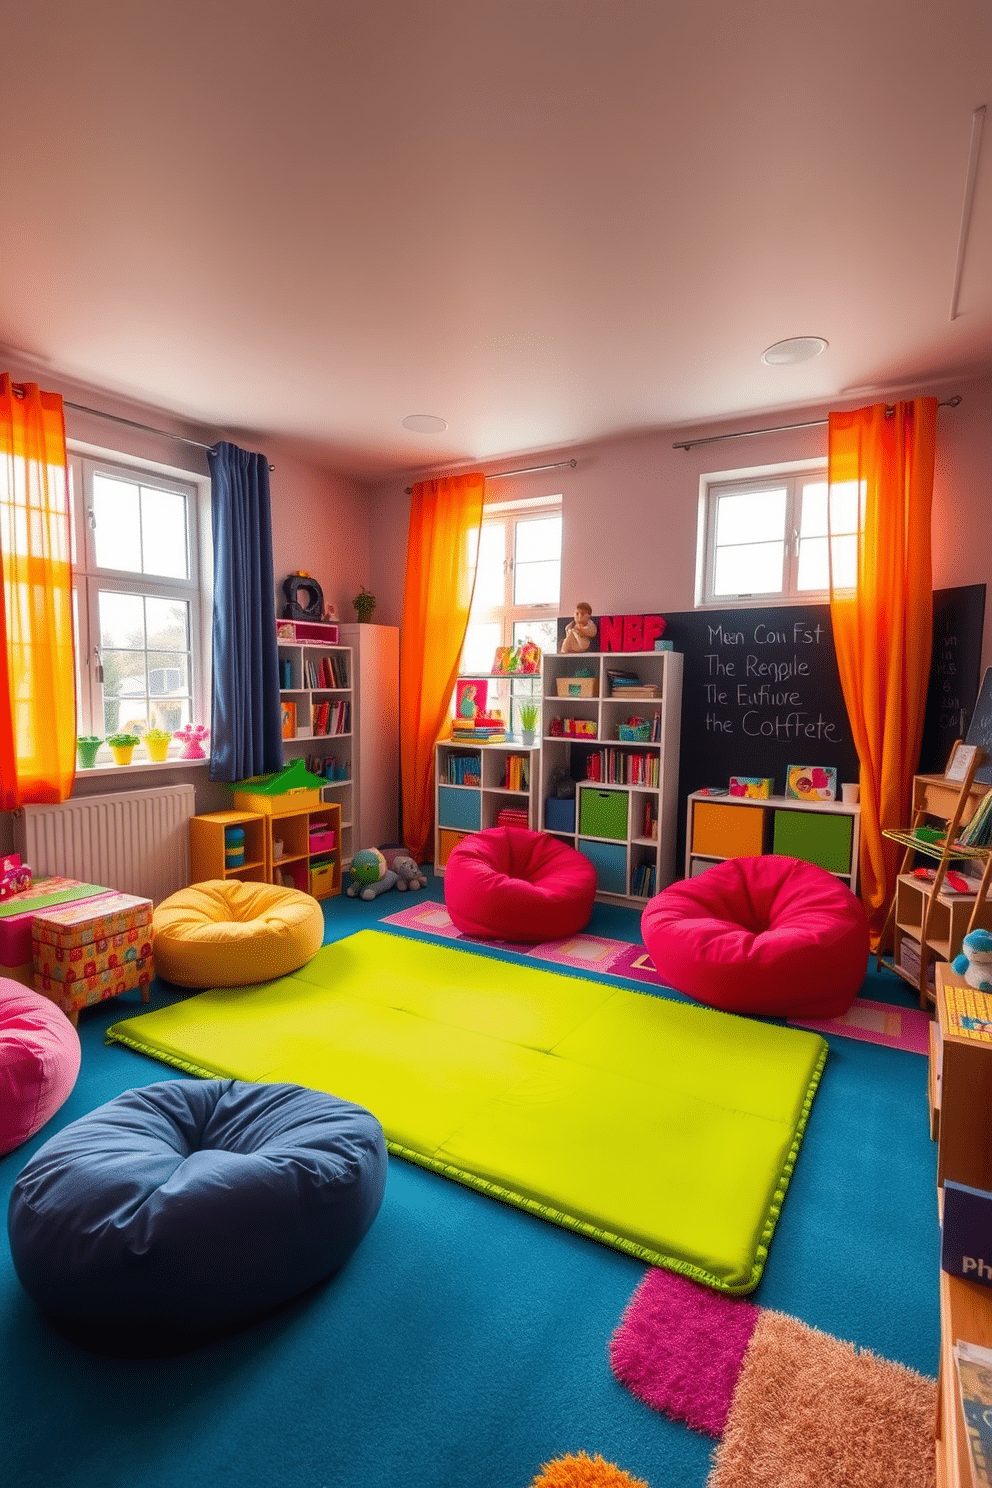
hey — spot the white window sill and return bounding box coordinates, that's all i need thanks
[75,756,212,781]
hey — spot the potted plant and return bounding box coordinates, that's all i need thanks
[107,732,140,765]
[144,728,172,763]
[352,585,377,623]
[517,700,540,746]
[76,735,103,769]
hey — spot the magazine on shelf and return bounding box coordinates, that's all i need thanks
[954,1339,992,1486]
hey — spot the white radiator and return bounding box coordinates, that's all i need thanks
[15,785,195,904]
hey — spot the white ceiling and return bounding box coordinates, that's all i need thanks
[2,1,991,480]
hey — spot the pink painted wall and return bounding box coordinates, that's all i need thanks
[370,371,992,668]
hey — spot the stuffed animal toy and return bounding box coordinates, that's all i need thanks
[391,855,427,891]
[952,928,992,992]
[347,848,399,901]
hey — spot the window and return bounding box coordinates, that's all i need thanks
[697,463,863,607]
[461,498,562,675]
[70,453,208,760]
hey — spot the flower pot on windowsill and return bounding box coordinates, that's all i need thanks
[107,735,139,766]
[145,731,172,762]
[76,737,103,769]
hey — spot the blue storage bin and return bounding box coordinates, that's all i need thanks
[438,786,482,833]
[544,797,576,833]
[577,839,627,895]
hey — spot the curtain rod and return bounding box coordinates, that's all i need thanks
[404,458,576,495]
[9,384,275,470]
[672,395,962,451]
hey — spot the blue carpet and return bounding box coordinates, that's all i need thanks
[0,877,938,1488]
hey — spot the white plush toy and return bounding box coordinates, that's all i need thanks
[952,929,992,992]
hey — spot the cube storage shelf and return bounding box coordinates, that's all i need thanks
[540,650,683,903]
[277,631,355,864]
[685,791,861,892]
[434,737,541,874]
[189,801,342,901]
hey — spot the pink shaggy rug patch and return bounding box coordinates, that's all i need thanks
[609,1268,760,1437]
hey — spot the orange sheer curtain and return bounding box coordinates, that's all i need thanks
[400,472,485,864]
[0,376,76,808]
[827,398,937,946]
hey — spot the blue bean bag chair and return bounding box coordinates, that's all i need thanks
[7,1079,387,1352]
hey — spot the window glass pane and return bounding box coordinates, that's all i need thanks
[828,480,862,534]
[99,590,145,650]
[141,486,189,580]
[146,652,190,697]
[515,515,562,564]
[146,597,190,651]
[715,488,786,545]
[713,541,784,596]
[72,586,83,735]
[800,482,828,537]
[514,558,560,605]
[462,621,501,674]
[512,618,559,655]
[470,523,505,610]
[93,475,142,572]
[797,535,829,590]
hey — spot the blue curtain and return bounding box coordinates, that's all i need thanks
[207,441,283,782]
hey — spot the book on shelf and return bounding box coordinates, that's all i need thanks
[954,1340,992,1487]
[943,981,992,1041]
[941,1181,992,1287]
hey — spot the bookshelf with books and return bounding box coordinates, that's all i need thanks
[539,649,683,904]
[277,630,355,863]
[931,961,992,1488]
[434,738,540,874]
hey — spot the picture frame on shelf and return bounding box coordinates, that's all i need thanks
[281,700,297,739]
[785,765,837,802]
[456,678,487,720]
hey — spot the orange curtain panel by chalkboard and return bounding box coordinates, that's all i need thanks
[0,377,76,809]
[400,472,484,864]
[827,398,937,945]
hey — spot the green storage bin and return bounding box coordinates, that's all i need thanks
[578,788,628,841]
[772,809,853,874]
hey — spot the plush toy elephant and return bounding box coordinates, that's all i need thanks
[392,855,427,891]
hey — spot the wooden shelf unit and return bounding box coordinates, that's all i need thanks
[278,631,354,861]
[879,754,992,1007]
[685,790,861,892]
[434,738,541,874]
[189,811,269,884]
[538,649,683,904]
[931,961,992,1488]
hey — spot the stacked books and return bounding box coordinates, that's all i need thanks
[607,668,660,699]
[311,700,350,736]
[496,807,529,829]
[502,755,530,791]
[452,712,506,743]
[443,754,481,785]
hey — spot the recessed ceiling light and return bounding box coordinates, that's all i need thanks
[402,413,448,433]
[761,337,829,365]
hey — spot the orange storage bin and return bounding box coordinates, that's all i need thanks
[691,801,767,858]
[438,829,470,867]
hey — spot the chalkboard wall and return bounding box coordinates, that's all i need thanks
[556,585,986,860]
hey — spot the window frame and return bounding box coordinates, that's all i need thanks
[461,495,563,672]
[695,458,840,609]
[69,449,212,764]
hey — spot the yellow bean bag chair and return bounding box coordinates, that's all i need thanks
[153,880,324,988]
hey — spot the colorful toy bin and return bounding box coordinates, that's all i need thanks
[32,893,154,1023]
[225,827,246,869]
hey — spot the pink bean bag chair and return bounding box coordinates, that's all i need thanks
[1,979,82,1156]
[641,855,869,1018]
[444,826,597,943]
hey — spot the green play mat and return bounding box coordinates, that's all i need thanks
[107,928,827,1293]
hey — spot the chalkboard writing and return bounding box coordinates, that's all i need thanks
[919,585,986,774]
[658,603,859,798]
[965,665,992,786]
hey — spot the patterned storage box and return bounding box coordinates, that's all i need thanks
[32,892,154,1016]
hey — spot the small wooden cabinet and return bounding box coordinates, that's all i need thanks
[931,962,992,1487]
[190,811,268,885]
[189,802,342,900]
[685,791,861,892]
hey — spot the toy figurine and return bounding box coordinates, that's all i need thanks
[953,929,992,992]
[560,602,597,653]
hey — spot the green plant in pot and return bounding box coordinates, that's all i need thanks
[76,735,103,769]
[517,700,540,744]
[144,728,172,762]
[352,585,376,623]
[107,732,140,765]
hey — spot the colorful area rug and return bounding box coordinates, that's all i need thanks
[107,928,826,1293]
[610,1268,936,1488]
[381,902,929,1055]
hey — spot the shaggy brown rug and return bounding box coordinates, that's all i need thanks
[706,1311,936,1488]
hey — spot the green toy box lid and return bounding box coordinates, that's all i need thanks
[231,759,327,796]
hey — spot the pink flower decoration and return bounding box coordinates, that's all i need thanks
[174,724,210,760]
